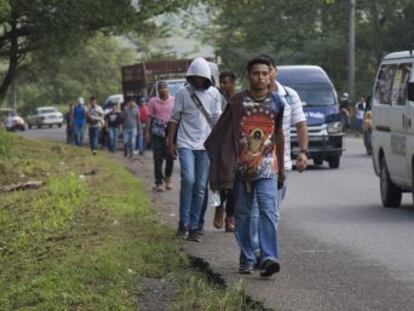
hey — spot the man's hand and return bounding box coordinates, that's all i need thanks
[145,132,151,145]
[166,139,177,159]
[296,152,308,173]
[278,170,286,190]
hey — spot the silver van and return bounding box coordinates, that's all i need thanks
[372,51,414,207]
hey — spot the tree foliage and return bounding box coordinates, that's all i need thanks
[0,0,191,102]
[16,34,136,113]
[205,0,414,98]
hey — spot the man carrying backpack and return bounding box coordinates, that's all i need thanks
[167,57,222,242]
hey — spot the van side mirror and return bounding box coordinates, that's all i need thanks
[408,82,414,102]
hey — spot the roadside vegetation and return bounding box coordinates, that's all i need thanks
[0,130,262,311]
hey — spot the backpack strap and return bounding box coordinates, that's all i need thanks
[186,85,213,129]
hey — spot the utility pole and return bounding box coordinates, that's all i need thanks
[348,0,356,102]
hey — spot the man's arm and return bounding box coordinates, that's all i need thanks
[166,121,178,157]
[288,86,309,173]
[295,121,309,172]
[275,128,285,186]
[166,90,184,156]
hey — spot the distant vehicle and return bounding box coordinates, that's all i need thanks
[277,65,344,169]
[121,59,208,100]
[27,106,63,129]
[0,108,26,131]
[371,50,414,208]
[103,94,124,114]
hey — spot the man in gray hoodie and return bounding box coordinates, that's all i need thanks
[167,57,223,242]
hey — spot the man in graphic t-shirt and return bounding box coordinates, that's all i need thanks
[205,56,285,278]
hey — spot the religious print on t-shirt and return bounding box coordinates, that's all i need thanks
[237,93,284,182]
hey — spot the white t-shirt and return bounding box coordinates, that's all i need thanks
[276,81,307,171]
[170,85,222,150]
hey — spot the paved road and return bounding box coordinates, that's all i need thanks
[20,127,414,310]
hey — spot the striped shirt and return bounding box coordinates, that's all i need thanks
[275,81,306,171]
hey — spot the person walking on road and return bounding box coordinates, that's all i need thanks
[73,97,87,146]
[86,96,104,155]
[146,81,175,192]
[355,96,367,136]
[138,98,150,155]
[122,97,141,160]
[65,103,75,145]
[340,92,351,131]
[205,56,285,277]
[104,104,122,153]
[167,57,222,242]
[250,55,309,262]
[212,70,238,232]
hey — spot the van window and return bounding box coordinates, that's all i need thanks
[374,64,398,105]
[391,63,412,106]
[284,83,335,106]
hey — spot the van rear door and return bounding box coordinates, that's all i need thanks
[374,63,408,184]
[405,62,414,187]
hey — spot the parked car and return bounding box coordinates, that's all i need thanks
[0,108,26,131]
[27,106,63,129]
[371,50,414,208]
[277,65,344,169]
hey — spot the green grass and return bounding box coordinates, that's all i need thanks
[0,130,263,311]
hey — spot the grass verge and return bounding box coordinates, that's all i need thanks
[0,130,264,311]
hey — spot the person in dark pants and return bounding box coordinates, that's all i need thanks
[65,103,75,145]
[199,70,238,233]
[104,105,122,152]
[86,96,104,155]
[146,81,175,192]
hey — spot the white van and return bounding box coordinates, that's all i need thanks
[372,51,414,207]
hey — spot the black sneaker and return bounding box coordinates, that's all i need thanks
[187,230,201,242]
[176,224,189,239]
[260,260,280,277]
[198,225,204,236]
[254,254,261,270]
[238,266,254,275]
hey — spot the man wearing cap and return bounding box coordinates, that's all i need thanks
[146,81,175,192]
[167,57,222,242]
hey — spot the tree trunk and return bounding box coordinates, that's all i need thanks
[0,18,19,103]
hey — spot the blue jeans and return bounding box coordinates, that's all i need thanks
[178,148,209,231]
[340,113,349,130]
[107,127,118,152]
[251,173,288,255]
[136,127,146,154]
[123,128,137,158]
[88,127,100,151]
[234,178,279,269]
[74,124,85,146]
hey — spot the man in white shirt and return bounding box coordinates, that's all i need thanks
[167,57,222,242]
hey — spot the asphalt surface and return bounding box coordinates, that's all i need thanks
[19,127,414,311]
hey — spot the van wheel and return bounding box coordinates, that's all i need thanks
[328,156,340,169]
[380,156,402,208]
